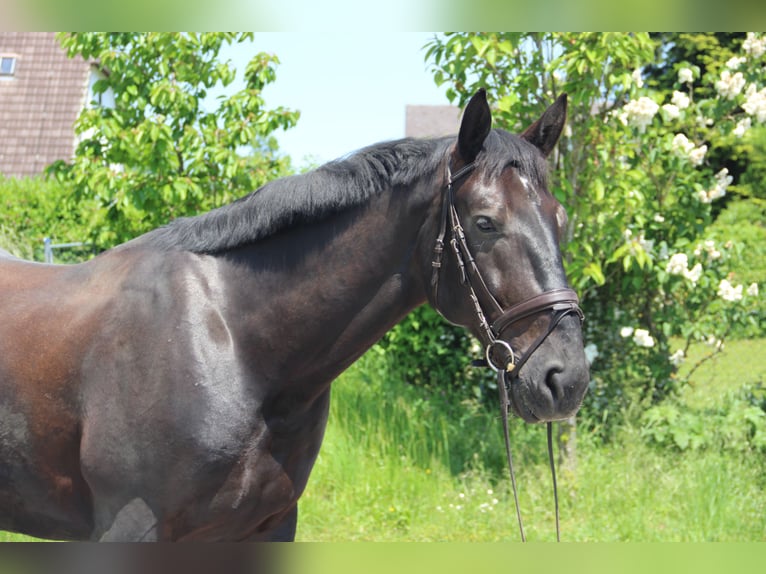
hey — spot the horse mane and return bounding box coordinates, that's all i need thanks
[143,129,548,254]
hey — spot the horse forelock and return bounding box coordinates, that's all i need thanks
[477,130,550,189]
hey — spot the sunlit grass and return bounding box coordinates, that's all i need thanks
[297,338,766,541]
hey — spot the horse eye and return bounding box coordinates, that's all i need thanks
[475,216,497,233]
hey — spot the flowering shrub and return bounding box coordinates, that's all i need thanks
[424,33,763,429]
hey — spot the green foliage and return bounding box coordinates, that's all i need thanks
[374,306,495,403]
[423,33,765,429]
[49,32,299,249]
[0,176,93,261]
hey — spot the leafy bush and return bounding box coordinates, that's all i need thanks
[374,306,497,404]
[641,384,766,453]
[0,176,93,262]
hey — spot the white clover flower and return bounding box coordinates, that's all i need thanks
[653,213,665,223]
[620,326,634,338]
[666,253,689,275]
[584,343,599,364]
[633,329,655,348]
[742,85,766,123]
[632,68,644,88]
[733,117,752,138]
[622,97,659,133]
[678,68,694,84]
[662,103,680,120]
[669,349,685,367]
[715,70,746,100]
[743,33,766,59]
[718,279,743,302]
[747,283,759,297]
[725,56,746,69]
[671,90,690,109]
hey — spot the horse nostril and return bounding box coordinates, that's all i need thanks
[545,365,566,403]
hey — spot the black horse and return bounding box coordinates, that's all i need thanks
[0,90,588,541]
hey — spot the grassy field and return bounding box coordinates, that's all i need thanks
[295,338,766,541]
[2,338,764,542]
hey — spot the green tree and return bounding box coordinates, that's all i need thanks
[424,33,764,430]
[49,32,299,248]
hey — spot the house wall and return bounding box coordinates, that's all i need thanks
[0,32,90,178]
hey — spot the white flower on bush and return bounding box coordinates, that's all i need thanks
[742,85,766,123]
[669,349,685,367]
[678,67,694,84]
[671,133,695,155]
[633,329,655,348]
[743,32,766,59]
[671,90,690,109]
[698,168,733,203]
[662,104,680,120]
[747,282,759,297]
[584,343,599,364]
[688,144,707,166]
[695,239,722,260]
[619,326,654,348]
[725,56,746,70]
[718,279,743,302]
[622,97,659,133]
[685,263,703,284]
[715,70,746,100]
[666,252,703,283]
[632,68,644,88]
[706,335,724,350]
[671,133,706,165]
[666,253,689,275]
[733,117,751,138]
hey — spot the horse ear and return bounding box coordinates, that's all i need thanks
[521,93,567,157]
[456,88,492,164]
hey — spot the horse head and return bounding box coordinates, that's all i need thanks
[427,89,589,423]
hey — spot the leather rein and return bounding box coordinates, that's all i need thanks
[430,159,584,542]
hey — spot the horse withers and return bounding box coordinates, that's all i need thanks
[0,90,589,541]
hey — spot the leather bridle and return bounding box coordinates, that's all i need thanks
[430,158,585,541]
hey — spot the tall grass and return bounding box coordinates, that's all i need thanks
[296,339,766,541]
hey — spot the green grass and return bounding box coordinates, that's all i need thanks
[295,341,766,541]
[3,339,765,542]
[676,337,766,409]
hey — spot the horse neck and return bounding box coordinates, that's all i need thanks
[221,178,438,386]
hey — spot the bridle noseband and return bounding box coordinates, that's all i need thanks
[430,157,585,542]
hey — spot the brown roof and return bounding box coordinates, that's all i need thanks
[0,32,90,178]
[405,105,461,139]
